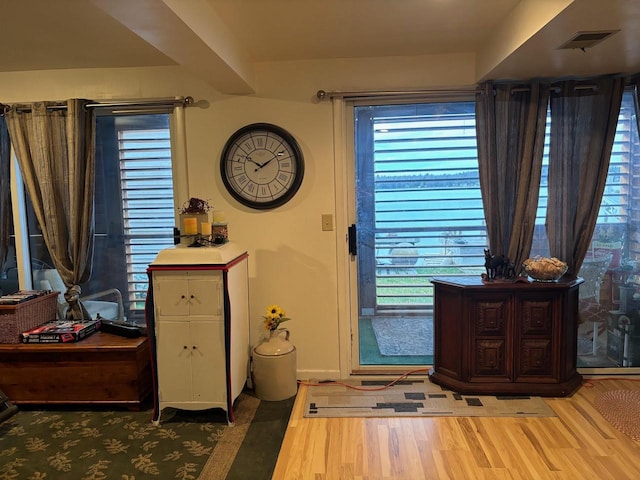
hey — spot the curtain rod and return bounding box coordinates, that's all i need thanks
[87,96,194,109]
[316,88,478,100]
[316,83,605,100]
[1,96,194,114]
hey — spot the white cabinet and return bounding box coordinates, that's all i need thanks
[153,272,223,318]
[147,244,249,425]
[155,319,226,405]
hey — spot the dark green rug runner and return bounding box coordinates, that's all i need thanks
[0,391,295,480]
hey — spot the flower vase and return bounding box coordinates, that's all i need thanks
[255,328,295,356]
[252,328,297,401]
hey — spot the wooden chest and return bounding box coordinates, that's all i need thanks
[0,332,152,409]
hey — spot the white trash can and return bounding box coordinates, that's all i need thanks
[252,328,297,401]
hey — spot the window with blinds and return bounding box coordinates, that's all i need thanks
[355,92,637,312]
[116,116,175,314]
[594,92,634,229]
[23,113,177,322]
[355,101,485,311]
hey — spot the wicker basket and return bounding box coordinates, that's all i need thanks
[0,293,59,343]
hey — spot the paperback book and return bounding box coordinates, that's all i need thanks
[20,319,101,343]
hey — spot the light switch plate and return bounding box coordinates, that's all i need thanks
[321,214,334,231]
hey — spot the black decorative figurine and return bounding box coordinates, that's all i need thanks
[484,249,516,281]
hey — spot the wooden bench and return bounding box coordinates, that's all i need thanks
[0,332,152,409]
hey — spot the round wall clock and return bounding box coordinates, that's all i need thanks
[220,123,304,210]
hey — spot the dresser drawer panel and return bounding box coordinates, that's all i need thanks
[518,338,554,376]
[520,299,554,335]
[472,339,507,376]
[474,300,508,336]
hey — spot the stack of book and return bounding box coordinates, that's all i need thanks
[0,290,46,305]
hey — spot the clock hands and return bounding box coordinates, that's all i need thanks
[239,154,262,168]
[254,158,274,172]
[239,151,285,172]
[252,151,284,171]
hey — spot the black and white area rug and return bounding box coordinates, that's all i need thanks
[304,379,557,418]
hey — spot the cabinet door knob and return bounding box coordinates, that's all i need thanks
[192,345,197,349]
[181,295,186,299]
[183,345,188,349]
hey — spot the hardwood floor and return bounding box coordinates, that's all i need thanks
[272,378,640,479]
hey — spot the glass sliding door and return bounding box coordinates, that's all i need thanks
[349,90,640,374]
[351,99,486,368]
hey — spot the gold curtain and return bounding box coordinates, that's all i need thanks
[5,99,96,319]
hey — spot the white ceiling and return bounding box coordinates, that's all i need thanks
[207,0,523,60]
[1,0,638,94]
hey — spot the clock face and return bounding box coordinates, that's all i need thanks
[220,123,304,209]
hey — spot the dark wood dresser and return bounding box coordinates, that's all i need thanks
[0,332,152,409]
[429,276,583,397]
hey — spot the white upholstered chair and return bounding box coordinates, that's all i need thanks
[32,268,125,322]
[578,254,613,355]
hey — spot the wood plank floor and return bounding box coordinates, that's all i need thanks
[272,378,640,479]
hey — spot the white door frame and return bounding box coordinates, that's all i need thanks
[331,98,360,378]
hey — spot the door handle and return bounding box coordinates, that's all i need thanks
[348,224,357,256]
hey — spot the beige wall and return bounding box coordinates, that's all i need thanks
[0,53,476,378]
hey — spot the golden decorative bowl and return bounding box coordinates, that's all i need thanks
[522,257,568,282]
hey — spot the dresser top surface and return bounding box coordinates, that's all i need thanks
[150,242,247,266]
[430,275,583,289]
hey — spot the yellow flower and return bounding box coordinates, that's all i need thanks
[265,304,284,319]
[263,304,292,331]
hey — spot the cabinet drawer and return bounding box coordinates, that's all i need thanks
[472,298,509,336]
[472,339,508,377]
[153,271,223,318]
[519,298,556,335]
[518,338,554,376]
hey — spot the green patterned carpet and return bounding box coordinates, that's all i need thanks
[0,391,295,480]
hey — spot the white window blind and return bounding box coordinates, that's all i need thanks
[359,93,635,310]
[118,127,175,312]
[356,101,485,310]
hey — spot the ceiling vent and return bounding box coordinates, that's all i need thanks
[558,30,620,50]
